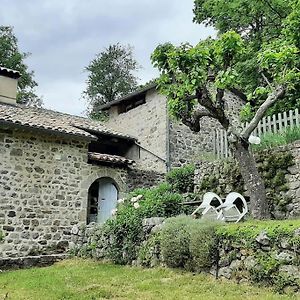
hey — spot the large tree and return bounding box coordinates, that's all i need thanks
[83,43,140,119]
[193,0,300,120]
[0,26,42,107]
[151,1,300,219]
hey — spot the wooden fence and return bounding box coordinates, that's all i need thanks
[213,108,300,159]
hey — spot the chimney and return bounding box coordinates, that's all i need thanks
[0,66,21,105]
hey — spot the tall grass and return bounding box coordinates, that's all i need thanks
[252,126,300,151]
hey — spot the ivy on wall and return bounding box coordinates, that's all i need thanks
[197,149,294,213]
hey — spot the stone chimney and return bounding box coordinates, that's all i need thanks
[0,66,21,105]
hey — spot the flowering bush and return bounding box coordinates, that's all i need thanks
[99,183,183,264]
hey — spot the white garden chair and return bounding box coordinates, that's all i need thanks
[217,192,248,223]
[192,192,223,220]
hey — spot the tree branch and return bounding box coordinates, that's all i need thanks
[261,72,272,88]
[242,85,286,139]
[181,106,215,132]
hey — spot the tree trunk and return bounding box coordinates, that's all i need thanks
[233,139,271,219]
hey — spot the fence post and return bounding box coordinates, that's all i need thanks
[278,112,283,132]
[289,110,294,128]
[283,111,288,129]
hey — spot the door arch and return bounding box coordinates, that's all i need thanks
[87,177,119,224]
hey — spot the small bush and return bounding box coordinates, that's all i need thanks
[189,221,219,271]
[99,183,183,264]
[160,216,192,268]
[166,165,195,193]
[159,216,219,271]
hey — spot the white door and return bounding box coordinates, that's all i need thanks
[97,179,118,223]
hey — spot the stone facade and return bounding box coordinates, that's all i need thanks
[105,87,245,171]
[127,169,165,191]
[0,128,162,258]
[105,88,221,171]
[169,117,218,168]
[106,89,168,173]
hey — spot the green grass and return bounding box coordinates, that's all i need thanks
[0,259,298,300]
[252,126,300,151]
[217,219,300,239]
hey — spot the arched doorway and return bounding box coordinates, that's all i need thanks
[87,177,119,224]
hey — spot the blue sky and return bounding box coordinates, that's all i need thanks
[1,0,214,115]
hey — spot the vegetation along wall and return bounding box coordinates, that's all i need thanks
[195,142,300,219]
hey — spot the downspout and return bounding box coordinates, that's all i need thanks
[166,101,171,172]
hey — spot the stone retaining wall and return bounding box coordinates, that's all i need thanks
[194,142,300,219]
[213,227,300,292]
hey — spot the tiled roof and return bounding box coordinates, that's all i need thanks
[88,152,134,166]
[99,83,157,110]
[0,67,21,79]
[0,103,136,141]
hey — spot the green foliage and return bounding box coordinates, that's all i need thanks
[83,43,140,119]
[99,184,183,264]
[217,219,300,244]
[0,231,3,242]
[166,164,195,193]
[0,26,42,107]
[138,233,161,267]
[252,126,300,151]
[256,150,294,210]
[193,0,300,118]
[249,253,281,284]
[193,0,289,43]
[159,216,219,271]
[160,216,192,269]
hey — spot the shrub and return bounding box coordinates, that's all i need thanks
[100,183,183,264]
[166,165,195,193]
[0,231,3,242]
[189,221,219,271]
[159,216,219,271]
[160,216,192,268]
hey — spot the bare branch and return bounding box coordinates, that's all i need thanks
[261,72,272,88]
[242,85,286,139]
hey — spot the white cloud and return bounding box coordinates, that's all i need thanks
[0,0,215,115]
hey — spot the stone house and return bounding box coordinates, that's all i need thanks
[0,67,163,259]
[100,84,226,171]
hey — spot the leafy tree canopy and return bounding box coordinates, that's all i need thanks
[151,3,300,218]
[193,0,300,120]
[151,30,299,121]
[83,43,140,119]
[193,0,290,44]
[0,26,42,107]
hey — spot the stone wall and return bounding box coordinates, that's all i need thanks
[0,128,129,258]
[194,142,300,219]
[106,89,168,173]
[168,90,245,168]
[169,117,218,168]
[214,226,300,292]
[127,169,165,191]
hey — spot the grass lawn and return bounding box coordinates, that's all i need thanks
[0,259,299,300]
